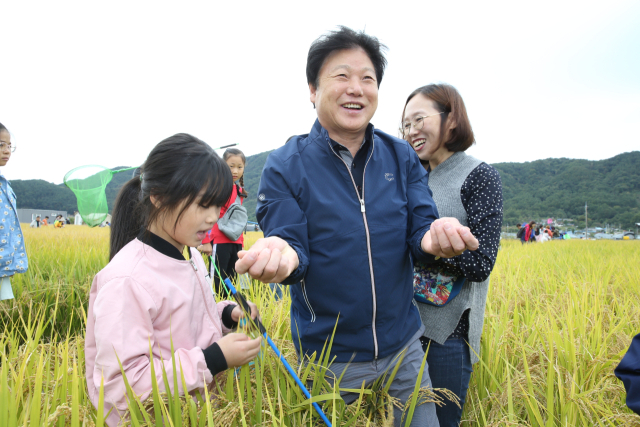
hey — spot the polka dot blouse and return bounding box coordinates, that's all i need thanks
[441,163,503,282]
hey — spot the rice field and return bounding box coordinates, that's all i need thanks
[1,226,639,426]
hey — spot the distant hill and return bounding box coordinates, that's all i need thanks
[12,151,640,229]
[492,151,640,228]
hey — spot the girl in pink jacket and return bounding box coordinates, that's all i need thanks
[85,133,262,426]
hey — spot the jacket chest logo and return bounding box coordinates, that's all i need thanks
[385,173,394,182]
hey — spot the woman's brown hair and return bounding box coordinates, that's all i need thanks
[401,83,475,152]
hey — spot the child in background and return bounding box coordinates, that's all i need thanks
[0,122,28,301]
[85,134,261,426]
[198,148,248,296]
[30,215,41,228]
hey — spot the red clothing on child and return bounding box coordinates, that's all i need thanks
[202,184,244,246]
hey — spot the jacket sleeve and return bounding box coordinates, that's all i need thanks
[256,153,309,285]
[615,333,640,414]
[441,164,503,282]
[91,277,213,411]
[1,184,29,277]
[218,301,238,334]
[406,147,439,264]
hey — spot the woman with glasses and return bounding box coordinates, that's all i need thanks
[0,122,28,301]
[400,84,503,426]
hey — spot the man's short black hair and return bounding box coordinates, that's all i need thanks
[306,26,387,89]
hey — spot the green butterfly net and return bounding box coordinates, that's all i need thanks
[64,165,137,227]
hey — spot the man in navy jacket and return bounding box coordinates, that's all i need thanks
[616,333,640,414]
[236,27,478,427]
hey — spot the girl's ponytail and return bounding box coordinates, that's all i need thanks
[110,176,146,260]
[238,176,248,198]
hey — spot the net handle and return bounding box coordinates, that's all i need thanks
[112,166,139,174]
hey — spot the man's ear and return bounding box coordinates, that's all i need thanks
[309,83,317,109]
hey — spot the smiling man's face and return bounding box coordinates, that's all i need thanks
[310,48,378,144]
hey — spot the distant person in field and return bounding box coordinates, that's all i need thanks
[42,216,49,226]
[85,134,261,427]
[524,221,536,243]
[400,83,503,426]
[516,223,526,243]
[54,215,65,228]
[74,211,83,225]
[237,26,479,427]
[0,122,28,301]
[197,148,248,297]
[30,215,42,228]
[536,225,550,243]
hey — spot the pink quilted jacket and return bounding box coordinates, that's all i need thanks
[85,238,234,426]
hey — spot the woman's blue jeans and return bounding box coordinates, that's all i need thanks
[421,336,473,427]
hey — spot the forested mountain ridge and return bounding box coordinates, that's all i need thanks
[493,151,639,228]
[12,151,640,228]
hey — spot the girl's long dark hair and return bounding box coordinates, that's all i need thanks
[222,148,248,198]
[110,133,233,260]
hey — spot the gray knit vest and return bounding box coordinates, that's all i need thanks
[417,151,489,364]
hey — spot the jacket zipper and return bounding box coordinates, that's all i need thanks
[327,139,378,359]
[188,254,219,326]
[301,279,316,322]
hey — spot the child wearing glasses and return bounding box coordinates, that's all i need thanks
[0,122,28,301]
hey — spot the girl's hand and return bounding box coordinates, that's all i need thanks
[231,301,259,323]
[421,217,479,258]
[197,242,213,256]
[235,236,299,283]
[217,333,262,368]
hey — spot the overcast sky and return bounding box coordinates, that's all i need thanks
[2,1,639,184]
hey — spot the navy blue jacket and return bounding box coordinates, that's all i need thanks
[615,333,640,414]
[256,120,438,363]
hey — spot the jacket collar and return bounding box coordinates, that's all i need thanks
[138,230,189,261]
[310,118,375,148]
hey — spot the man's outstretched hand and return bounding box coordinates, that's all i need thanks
[235,236,299,283]
[421,217,479,258]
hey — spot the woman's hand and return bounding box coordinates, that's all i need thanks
[235,236,299,283]
[421,217,479,258]
[197,242,213,256]
[231,301,259,323]
[216,333,262,368]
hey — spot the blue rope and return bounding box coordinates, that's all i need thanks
[222,277,332,427]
